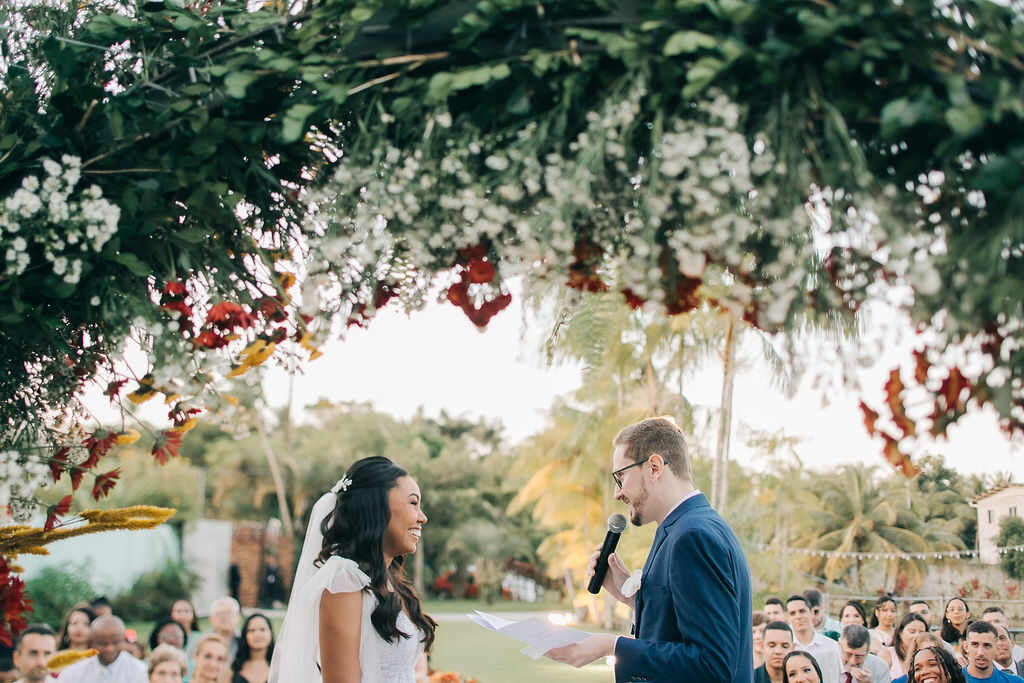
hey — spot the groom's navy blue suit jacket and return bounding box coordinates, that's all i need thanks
[613,493,753,683]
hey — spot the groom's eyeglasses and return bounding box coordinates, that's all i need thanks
[612,457,650,489]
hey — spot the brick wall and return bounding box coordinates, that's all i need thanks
[228,522,294,608]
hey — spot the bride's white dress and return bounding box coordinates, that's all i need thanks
[272,555,423,682]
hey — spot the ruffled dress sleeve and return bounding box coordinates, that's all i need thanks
[269,556,372,683]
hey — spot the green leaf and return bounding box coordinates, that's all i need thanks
[281,103,318,143]
[683,57,725,98]
[224,72,257,99]
[427,64,511,104]
[945,105,985,137]
[664,31,717,56]
[110,253,151,277]
[719,0,755,22]
[350,6,374,21]
[880,97,932,137]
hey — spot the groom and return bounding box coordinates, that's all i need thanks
[547,417,753,683]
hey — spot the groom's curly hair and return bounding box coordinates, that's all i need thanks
[317,456,437,651]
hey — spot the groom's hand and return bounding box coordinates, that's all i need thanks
[586,549,633,608]
[545,634,618,667]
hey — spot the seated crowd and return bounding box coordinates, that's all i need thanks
[3,595,273,683]
[754,589,1024,683]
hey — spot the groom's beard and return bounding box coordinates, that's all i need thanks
[627,484,648,526]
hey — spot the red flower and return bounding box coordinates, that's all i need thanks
[257,297,288,322]
[92,468,121,500]
[193,330,230,349]
[44,495,73,531]
[859,401,880,437]
[69,467,85,492]
[104,379,129,402]
[206,302,256,331]
[466,258,495,284]
[0,558,31,647]
[163,281,187,297]
[81,430,117,469]
[621,288,645,310]
[49,447,70,483]
[152,431,183,465]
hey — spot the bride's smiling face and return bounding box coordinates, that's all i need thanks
[382,476,426,558]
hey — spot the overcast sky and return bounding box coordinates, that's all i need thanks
[259,291,1022,478]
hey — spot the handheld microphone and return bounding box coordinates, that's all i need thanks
[587,513,628,594]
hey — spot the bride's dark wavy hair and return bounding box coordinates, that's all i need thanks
[316,456,437,652]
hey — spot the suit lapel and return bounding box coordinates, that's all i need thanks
[633,493,709,636]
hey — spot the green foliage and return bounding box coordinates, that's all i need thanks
[109,563,199,623]
[998,516,1024,582]
[23,564,96,630]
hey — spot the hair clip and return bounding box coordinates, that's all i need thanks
[335,476,353,493]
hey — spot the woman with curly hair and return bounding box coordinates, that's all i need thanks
[271,456,437,682]
[906,645,966,683]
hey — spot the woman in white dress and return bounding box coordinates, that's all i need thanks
[270,456,437,682]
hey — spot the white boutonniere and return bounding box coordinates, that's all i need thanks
[620,569,643,598]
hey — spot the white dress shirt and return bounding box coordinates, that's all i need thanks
[794,630,842,683]
[56,651,146,683]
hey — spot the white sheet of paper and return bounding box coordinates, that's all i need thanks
[468,610,592,659]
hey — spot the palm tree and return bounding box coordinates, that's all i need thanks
[798,464,963,591]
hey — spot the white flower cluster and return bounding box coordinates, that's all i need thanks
[0,155,120,284]
[311,86,813,329]
[0,450,51,523]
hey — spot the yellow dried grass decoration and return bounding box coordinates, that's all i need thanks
[47,649,98,671]
[0,505,175,555]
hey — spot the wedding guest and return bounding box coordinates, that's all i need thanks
[840,601,868,628]
[909,600,933,629]
[147,620,187,652]
[868,596,898,648]
[804,590,842,636]
[194,597,241,661]
[755,621,793,683]
[90,597,113,619]
[56,607,95,653]
[983,607,1024,663]
[765,599,787,623]
[782,651,823,683]
[838,625,888,683]
[191,635,229,683]
[905,645,965,683]
[147,645,187,683]
[991,624,1022,676]
[754,612,768,669]
[230,614,274,683]
[787,595,842,683]
[962,620,1017,682]
[56,615,146,682]
[890,632,948,683]
[12,624,56,683]
[940,598,970,654]
[169,600,199,650]
[880,613,927,679]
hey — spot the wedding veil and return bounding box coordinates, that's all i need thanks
[269,478,347,682]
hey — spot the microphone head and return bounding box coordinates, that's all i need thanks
[608,513,627,534]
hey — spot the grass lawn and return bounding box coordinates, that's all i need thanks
[429,617,613,683]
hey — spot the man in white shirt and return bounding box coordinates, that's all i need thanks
[56,616,145,683]
[839,624,889,683]
[787,594,842,683]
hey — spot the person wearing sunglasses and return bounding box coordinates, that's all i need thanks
[546,416,753,683]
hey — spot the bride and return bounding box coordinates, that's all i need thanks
[270,456,437,682]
